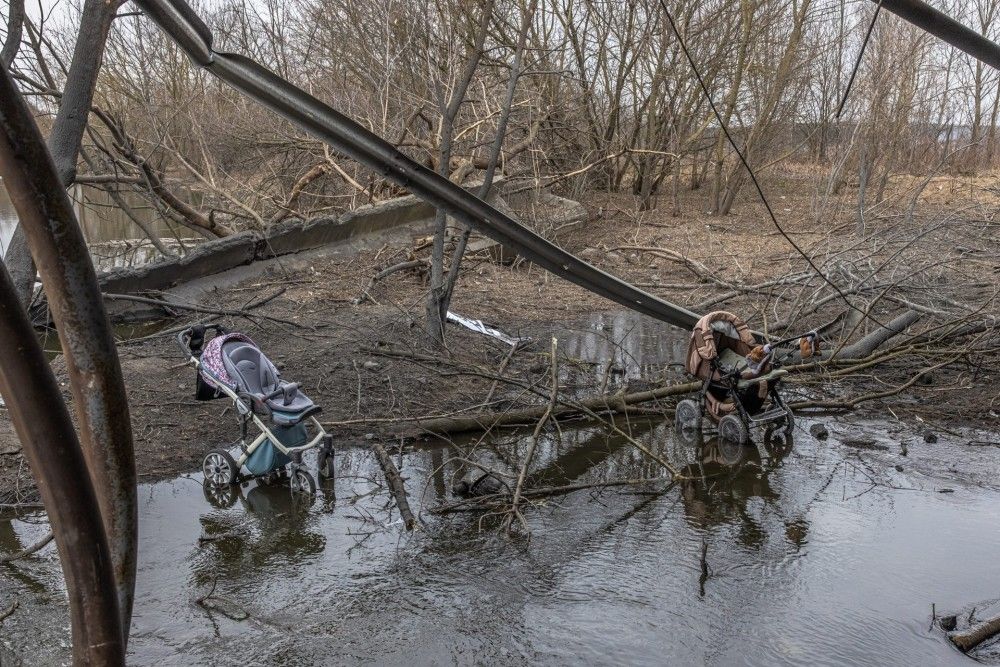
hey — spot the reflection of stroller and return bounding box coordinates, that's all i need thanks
[194,482,326,588]
[676,311,797,444]
[178,324,335,495]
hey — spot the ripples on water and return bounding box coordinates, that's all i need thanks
[2,416,999,666]
[2,310,1000,665]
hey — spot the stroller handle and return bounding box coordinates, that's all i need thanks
[767,330,818,349]
[177,323,228,357]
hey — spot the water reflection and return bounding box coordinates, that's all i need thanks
[2,420,1000,666]
[0,183,193,269]
[678,434,795,550]
[560,311,689,385]
[195,482,326,585]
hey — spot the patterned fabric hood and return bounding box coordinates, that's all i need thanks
[199,332,257,390]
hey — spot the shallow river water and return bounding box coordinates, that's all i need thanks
[0,184,189,270]
[1,413,999,666]
[1,313,998,666]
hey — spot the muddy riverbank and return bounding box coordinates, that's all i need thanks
[4,183,995,501]
[0,181,998,663]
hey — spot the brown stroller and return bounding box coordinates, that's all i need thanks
[675,311,795,444]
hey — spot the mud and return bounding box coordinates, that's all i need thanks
[0,185,997,663]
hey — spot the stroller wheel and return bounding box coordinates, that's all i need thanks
[675,399,702,432]
[203,448,239,486]
[718,414,748,446]
[290,468,316,496]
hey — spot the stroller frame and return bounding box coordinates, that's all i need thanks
[177,324,335,493]
[678,311,795,444]
[693,359,793,435]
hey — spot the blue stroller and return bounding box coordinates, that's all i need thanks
[177,324,335,495]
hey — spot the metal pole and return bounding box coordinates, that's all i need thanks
[0,262,124,665]
[131,0,702,330]
[0,65,137,634]
[877,0,1000,71]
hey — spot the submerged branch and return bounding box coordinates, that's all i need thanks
[371,442,417,531]
[0,531,54,564]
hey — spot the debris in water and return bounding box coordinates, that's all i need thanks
[948,611,1000,652]
[809,423,829,440]
[454,471,507,497]
[840,438,889,451]
[446,311,529,347]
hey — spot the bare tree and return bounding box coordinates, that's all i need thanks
[3,0,124,305]
[1,0,24,67]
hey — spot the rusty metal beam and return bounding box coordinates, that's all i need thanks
[0,66,137,635]
[131,0,702,330]
[0,261,124,664]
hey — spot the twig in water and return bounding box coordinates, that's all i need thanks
[0,600,18,623]
[699,539,709,597]
[0,531,53,564]
[193,576,249,621]
[505,337,558,534]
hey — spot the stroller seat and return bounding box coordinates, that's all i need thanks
[221,342,317,418]
[717,348,787,389]
[678,311,795,443]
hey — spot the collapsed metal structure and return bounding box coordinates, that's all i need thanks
[132,0,703,330]
[1,0,999,663]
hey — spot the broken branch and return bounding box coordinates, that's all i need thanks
[371,442,417,531]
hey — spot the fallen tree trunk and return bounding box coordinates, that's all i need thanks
[949,613,1000,653]
[371,442,416,531]
[837,310,921,359]
[903,316,998,346]
[396,381,700,437]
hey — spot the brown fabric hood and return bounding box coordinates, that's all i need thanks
[685,311,756,377]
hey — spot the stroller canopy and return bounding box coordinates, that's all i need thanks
[199,331,316,416]
[199,332,259,390]
[685,311,756,378]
